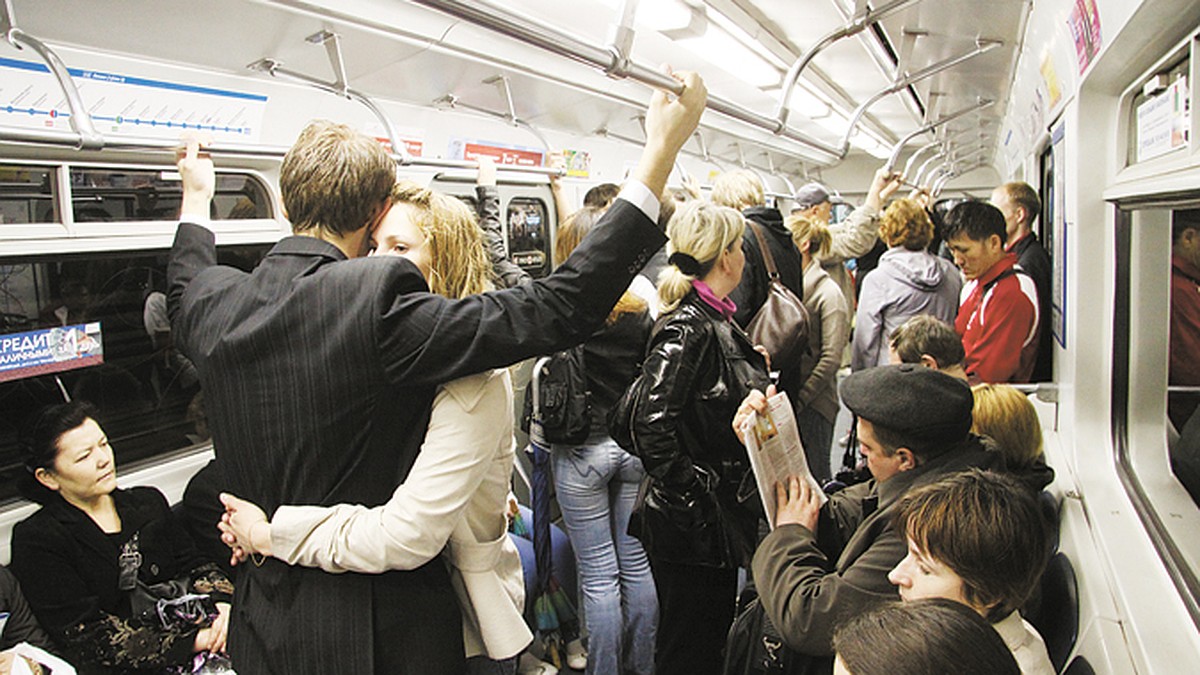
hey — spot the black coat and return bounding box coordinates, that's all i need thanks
[166,199,665,675]
[1012,233,1053,382]
[624,291,771,568]
[10,487,232,675]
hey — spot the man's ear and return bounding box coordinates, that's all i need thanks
[894,447,918,472]
[918,354,941,370]
[34,467,59,492]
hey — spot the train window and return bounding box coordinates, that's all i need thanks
[507,197,551,278]
[0,165,57,225]
[0,243,270,505]
[69,168,272,223]
[1169,210,1200,503]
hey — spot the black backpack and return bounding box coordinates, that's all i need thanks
[520,345,592,445]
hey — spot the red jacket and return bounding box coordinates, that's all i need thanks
[956,254,1040,383]
[1171,253,1200,386]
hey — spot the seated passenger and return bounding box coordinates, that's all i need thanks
[738,364,1000,674]
[218,181,532,674]
[887,314,968,380]
[11,401,233,674]
[852,199,961,371]
[832,598,1020,675]
[611,200,770,675]
[791,215,850,483]
[888,469,1054,674]
[944,201,1040,384]
[971,384,1055,492]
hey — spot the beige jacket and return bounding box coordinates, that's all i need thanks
[817,203,881,312]
[270,370,531,660]
[993,611,1055,675]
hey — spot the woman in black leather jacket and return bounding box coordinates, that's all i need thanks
[614,200,770,675]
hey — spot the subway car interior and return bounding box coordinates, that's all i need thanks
[1,0,1199,673]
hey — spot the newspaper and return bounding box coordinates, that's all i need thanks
[10,641,78,675]
[740,391,827,529]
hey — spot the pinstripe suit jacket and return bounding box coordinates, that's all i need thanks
[166,199,664,675]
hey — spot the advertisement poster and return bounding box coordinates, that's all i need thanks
[1136,77,1189,162]
[1050,123,1067,349]
[559,149,591,178]
[449,138,544,167]
[0,323,103,383]
[1068,0,1103,74]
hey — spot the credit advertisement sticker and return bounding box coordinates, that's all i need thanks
[0,323,104,383]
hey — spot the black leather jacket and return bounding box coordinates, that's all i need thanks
[623,290,771,568]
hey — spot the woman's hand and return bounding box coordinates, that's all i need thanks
[206,602,231,654]
[218,492,273,563]
[774,476,821,532]
[732,384,775,443]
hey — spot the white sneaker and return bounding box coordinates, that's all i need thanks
[518,652,559,675]
[565,638,587,671]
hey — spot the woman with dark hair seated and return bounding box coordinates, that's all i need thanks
[10,401,233,674]
[833,598,1020,675]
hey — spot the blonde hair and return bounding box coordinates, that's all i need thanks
[658,201,745,313]
[711,169,764,211]
[880,198,934,251]
[787,214,831,258]
[555,206,646,322]
[971,384,1044,470]
[390,181,492,299]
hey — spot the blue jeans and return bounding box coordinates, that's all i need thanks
[552,433,658,675]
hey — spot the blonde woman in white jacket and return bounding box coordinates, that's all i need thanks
[218,179,532,673]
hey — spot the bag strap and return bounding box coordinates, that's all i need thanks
[745,220,781,281]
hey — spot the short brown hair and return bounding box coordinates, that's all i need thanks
[971,384,1044,470]
[889,314,965,369]
[280,120,396,237]
[389,182,491,299]
[999,182,1041,228]
[897,469,1051,621]
[879,198,934,250]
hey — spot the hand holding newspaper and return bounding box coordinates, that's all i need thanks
[739,391,827,529]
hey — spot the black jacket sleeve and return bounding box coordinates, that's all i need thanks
[0,566,55,652]
[476,185,532,289]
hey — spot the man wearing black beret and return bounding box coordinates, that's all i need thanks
[735,364,1003,675]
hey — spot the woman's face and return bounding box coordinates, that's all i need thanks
[371,203,433,280]
[38,417,117,503]
[888,536,972,607]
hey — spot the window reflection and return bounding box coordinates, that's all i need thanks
[1168,209,1200,503]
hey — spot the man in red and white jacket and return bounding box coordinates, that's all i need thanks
[944,201,1040,383]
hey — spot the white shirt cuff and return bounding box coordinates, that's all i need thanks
[617,180,660,225]
[180,213,213,230]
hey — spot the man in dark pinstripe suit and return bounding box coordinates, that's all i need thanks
[166,71,707,675]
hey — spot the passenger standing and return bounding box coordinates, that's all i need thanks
[613,201,770,675]
[167,70,708,675]
[546,206,657,675]
[790,215,849,484]
[944,201,1040,384]
[790,167,903,314]
[991,182,1053,381]
[735,364,1001,675]
[851,199,961,371]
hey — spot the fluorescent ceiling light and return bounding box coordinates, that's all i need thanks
[677,28,781,88]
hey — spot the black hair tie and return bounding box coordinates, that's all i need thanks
[668,251,704,276]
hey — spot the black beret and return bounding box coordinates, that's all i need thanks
[840,364,973,447]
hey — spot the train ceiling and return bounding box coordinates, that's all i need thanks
[5,0,1028,177]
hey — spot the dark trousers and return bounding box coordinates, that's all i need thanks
[649,555,739,675]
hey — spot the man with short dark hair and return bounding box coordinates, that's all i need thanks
[583,182,621,209]
[991,182,1052,381]
[168,72,708,675]
[739,364,1000,675]
[945,201,1040,384]
[888,314,967,380]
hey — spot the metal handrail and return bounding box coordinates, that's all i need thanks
[773,0,924,128]
[834,41,1001,155]
[912,150,948,186]
[884,99,994,172]
[902,141,941,179]
[411,0,842,161]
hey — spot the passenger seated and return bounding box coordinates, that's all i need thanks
[218,180,533,674]
[0,566,56,654]
[887,313,968,381]
[888,469,1054,674]
[971,384,1055,492]
[10,401,233,674]
[737,364,1001,674]
[832,598,1020,675]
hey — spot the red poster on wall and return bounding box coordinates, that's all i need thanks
[462,142,544,167]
